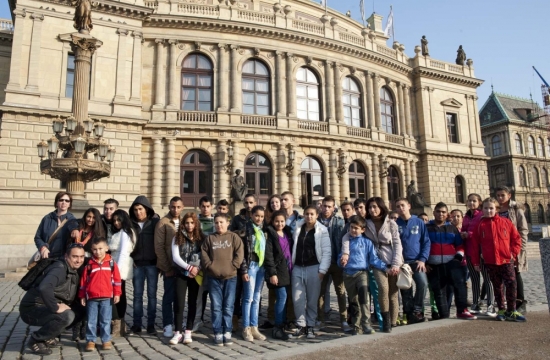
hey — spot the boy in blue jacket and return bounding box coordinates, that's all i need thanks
[339,216,388,335]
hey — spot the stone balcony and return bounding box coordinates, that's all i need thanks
[0,19,13,33]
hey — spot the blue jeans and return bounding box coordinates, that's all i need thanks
[209,276,237,334]
[86,299,112,343]
[162,275,177,327]
[241,262,265,327]
[274,286,288,326]
[132,265,158,327]
[401,262,429,315]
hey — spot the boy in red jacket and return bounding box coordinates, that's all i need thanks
[79,238,122,351]
[471,198,525,322]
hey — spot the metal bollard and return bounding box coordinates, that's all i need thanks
[539,238,550,312]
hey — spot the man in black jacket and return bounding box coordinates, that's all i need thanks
[129,195,159,334]
[19,244,85,355]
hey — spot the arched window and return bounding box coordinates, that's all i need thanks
[515,134,523,154]
[528,136,535,156]
[242,60,270,115]
[296,67,320,121]
[543,168,548,188]
[538,137,545,157]
[180,150,212,207]
[181,54,213,111]
[546,138,550,156]
[532,166,540,187]
[492,135,502,156]
[342,77,362,127]
[524,203,531,224]
[380,87,396,134]
[518,165,526,187]
[494,166,506,187]
[482,138,489,155]
[538,204,545,224]
[301,157,324,207]
[387,166,400,203]
[244,152,272,205]
[349,161,367,201]
[455,176,465,203]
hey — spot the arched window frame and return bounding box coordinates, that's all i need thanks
[515,133,523,154]
[532,166,540,187]
[180,149,213,207]
[538,137,545,157]
[543,168,549,188]
[455,176,465,203]
[538,204,545,224]
[242,59,270,115]
[348,160,367,200]
[342,77,363,127]
[244,152,273,205]
[181,53,214,111]
[386,165,401,202]
[494,166,506,187]
[528,136,536,156]
[492,135,502,156]
[296,67,321,121]
[518,165,527,187]
[380,87,396,134]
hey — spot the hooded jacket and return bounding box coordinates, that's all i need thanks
[291,220,331,274]
[395,215,430,263]
[129,196,159,266]
[461,208,482,258]
[229,208,250,235]
[154,214,180,273]
[471,214,522,267]
[264,225,294,289]
[34,211,77,259]
[338,234,387,275]
[500,200,529,272]
[79,254,122,300]
[201,231,244,280]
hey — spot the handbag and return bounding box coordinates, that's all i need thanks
[28,218,68,269]
[396,263,413,290]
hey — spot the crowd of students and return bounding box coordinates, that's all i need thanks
[25,186,528,353]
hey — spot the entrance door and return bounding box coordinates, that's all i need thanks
[301,157,324,207]
[180,150,212,208]
[244,152,272,205]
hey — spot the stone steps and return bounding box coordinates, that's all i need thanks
[527,241,541,258]
[0,267,27,280]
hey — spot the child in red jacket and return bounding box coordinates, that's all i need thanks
[471,198,525,322]
[79,238,122,351]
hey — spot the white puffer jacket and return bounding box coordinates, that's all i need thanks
[109,229,136,280]
[291,219,331,274]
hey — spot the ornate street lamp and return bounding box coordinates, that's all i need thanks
[65,115,76,134]
[93,120,105,138]
[37,140,48,159]
[52,116,65,134]
[106,146,116,163]
[83,118,94,134]
[286,144,295,176]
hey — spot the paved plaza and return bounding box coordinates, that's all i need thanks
[0,258,547,360]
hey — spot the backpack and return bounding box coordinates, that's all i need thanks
[18,258,58,291]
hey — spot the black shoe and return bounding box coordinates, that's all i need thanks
[44,338,61,347]
[381,312,392,333]
[431,311,440,321]
[80,321,87,340]
[350,327,361,336]
[285,321,297,331]
[272,325,290,340]
[291,326,306,338]
[370,313,378,324]
[28,337,52,355]
[147,325,156,334]
[259,320,274,330]
[72,322,81,341]
[130,325,142,334]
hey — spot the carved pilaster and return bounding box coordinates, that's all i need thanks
[130,31,143,102]
[153,39,166,108]
[25,13,45,91]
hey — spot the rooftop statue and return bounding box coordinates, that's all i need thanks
[456,45,466,66]
[421,35,429,56]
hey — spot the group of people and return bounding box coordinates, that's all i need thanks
[21,185,528,355]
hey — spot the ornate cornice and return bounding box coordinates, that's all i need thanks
[413,67,484,88]
[31,0,153,20]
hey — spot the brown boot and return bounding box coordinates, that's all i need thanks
[102,341,112,350]
[85,342,95,352]
[250,326,266,341]
[119,321,126,337]
[111,320,121,338]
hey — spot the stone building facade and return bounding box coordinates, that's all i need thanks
[0,0,486,268]
[480,91,550,230]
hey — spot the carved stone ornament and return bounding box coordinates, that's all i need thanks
[40,158,111,183]
[70,33,103,54]
[178,43,186,50]
[306,56,313,65]
[73,0,93,34]
[283,5,292,15]
[194,42,202,50]
[254,48,261,57]
[349,66,357,75]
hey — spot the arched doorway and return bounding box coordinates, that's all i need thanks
[301,157,324,207]
[349,160,367,201]
[180,150,212,208]
[244,152,272,205]
[387,165,400,203]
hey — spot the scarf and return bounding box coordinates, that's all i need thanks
[252,223,266,267]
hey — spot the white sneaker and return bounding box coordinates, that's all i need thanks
[192,321,203,332]
[183,330,193,344]
[169,331,182,345]
[163,325,174,338]
[341,321,352,332]
[485,305,497,318]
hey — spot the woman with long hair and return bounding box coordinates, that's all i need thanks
[170,212,204,345]
[69,208,106,259]
[109,210,136,336]
[265,194,282,224]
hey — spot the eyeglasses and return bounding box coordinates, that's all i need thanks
[68,243,84,249]
[58,199,71,203]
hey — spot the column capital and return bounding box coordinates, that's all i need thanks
[116,28,129,36]
[155,38,165,45]
[218,43,228,50]
[133,31,143,39]
[325,60,333,67]
[371,72,379,80]
[230,44,240,51]
[286,52,294,59]
[13,9,27,18]
[30,13,44,21]
[275,50,285,57]
[168,39,178,46]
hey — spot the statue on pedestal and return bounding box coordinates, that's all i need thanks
[231,169,248,201]
[421,35,429,56]
[73,0,93,33]
[456,45,466,66]
[407,180,426,209]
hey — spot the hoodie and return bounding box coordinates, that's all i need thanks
[201,231,244,280]
[129,196,159,266]
[79,254,122,300]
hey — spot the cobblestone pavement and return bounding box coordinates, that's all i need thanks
[0,258,546,360]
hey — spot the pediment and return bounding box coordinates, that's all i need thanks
[441,98,463,108]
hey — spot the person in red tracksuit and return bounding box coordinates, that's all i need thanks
[79,237,122,351]
[471,198,525,322]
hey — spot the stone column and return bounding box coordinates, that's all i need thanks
[152,138,163,209]
[217,140,230,201]
[129,31,143,102]
[113,28,129,101]
[291,154,300,205]
[404,85,413,137]
[167,40,179,109]
[471,95,482,144]
[275,51,287,116]
[230,45,240,112]
[6,9,26,90]
[334,63,343,123]
[379,155,388,200]
[153,39,165,108]
[325,60,335,121]
[404,159,411,189]
[218,44,229,111]
[365,71,375,128]
[397,82,406,136]
[373,74,381,129]
[329,149,339,201]
[411,159,417,184]
[286,53,296,117]
[538,238,550,312]
[165,138,176,205]
[371,154,380,197]
[25,13,44,91]
[340,159,350,202]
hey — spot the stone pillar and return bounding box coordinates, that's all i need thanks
[379,155,388,200]
[471,95,482,145]
[114,28,129,101]
[275,51,287,116]
[217,140,230,201]
[217,44,228,111]
[153,39,165,108]
[165,138,176,205]
[329,149,339,202]
[334,63,343,123]
[365,70,375,129]
[130,31,143,102]
[167,39,179,109]
[152,138,163,209]
[404,159,411,190]
[25,13,44,91]
[291,155,300,206]
[278,143,289,194]
[397,82,406,136]
[340,160,350,202]
[325,60,335,121]
[230,45,240,112]
[373,74,381,129]
[411,159,417,184]
[538,238,550,312]
[404,85,413,137]
[371,154,380,197]
[286,53,296,117]
[6,9,26,90]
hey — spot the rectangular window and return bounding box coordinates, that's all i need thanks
[65,54,75,98]
[446,113,458,143]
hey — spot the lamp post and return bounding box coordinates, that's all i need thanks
[36,4,113,200]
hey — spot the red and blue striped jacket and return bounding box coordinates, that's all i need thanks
[426,221,464,265]
[79,254,122,300]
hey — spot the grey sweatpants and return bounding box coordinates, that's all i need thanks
[292,264,321,327]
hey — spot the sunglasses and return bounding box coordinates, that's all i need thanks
[58,199,71,203]
[68,243,84,249]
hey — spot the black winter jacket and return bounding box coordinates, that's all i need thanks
[239,221,265,275]
[229,208,249,237]
[264,225,294,289]
[129,196,159,266]
[34,211,77,259]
